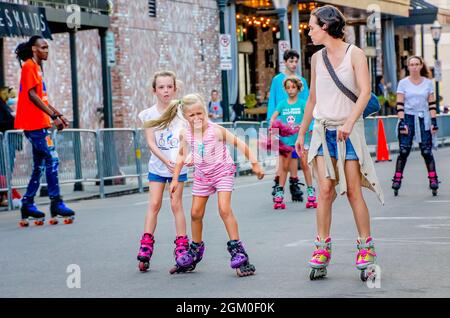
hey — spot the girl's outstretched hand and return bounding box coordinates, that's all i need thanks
[169,181,178,199]
[184,153,194,167]
[251,163,265,180]
[165,160,176,173]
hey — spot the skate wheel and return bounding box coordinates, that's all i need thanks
[310,268,327,280]
[309,269,316,280]
[63,218,73,224]
[34,220,44,226]
[49,218,58,225]
[19,220,29,227]
[360,270,368,282]
[139,261,149,272]
[169,266,178,275]
[236,264,255,277]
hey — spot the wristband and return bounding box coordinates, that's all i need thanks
[50,113,58,120]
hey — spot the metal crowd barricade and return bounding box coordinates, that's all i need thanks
[97,128,142,198]
[53,129,99,185]
[233,121,260,175]
[0,133,6,196]
[4,130,31,210]
[136,128,151,185]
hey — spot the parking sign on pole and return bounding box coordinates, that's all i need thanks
[220,34,232,71]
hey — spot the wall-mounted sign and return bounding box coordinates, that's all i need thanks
[0,2,52,39]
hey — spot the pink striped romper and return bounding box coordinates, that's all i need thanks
[185,122,236,196]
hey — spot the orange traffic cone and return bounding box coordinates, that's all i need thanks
[376,118,391,162]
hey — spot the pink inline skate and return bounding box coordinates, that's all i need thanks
[273,186,286,209]
[137,233,155,272]
[356,237,378,282]
[428,171,439,196]
[309,236,332,280]
[305,186,317,209]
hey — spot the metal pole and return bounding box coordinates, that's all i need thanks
[421,24,425,58]
[277,8,288,42]
[0,38,5,87]
[99,29,113,128]
[218,0,230,122]
[69,30,84,191]
[435,41,440,114]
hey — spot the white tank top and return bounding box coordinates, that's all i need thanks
[313,45,360,122]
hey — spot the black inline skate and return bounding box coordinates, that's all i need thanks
[289,177,304,202]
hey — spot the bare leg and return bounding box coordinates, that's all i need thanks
[170,181,187,236]
[300,150,313,187]
[144,182,165,234]
[344,160,371,238]
[289,157,299,178]
[191,195,209,243]
[217,191,239,240]
[314,156,337,238]
[278,155,291,189]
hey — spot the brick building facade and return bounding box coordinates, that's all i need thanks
[2,0,221,129]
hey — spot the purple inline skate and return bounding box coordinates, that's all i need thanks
[137,233,155,272]
[227,240,255,277]
[169,235,191,274]
[175,241,205,272]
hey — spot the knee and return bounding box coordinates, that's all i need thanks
[170,198,183,212]
[346,186,362,202]
[399,146,411,158]
[420,147,432,158]
[148,201,162,214]
[318,185,335,202]
[191,209,203,222]
[218,207,233,219]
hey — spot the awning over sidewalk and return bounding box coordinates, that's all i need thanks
[316,0,410,17]
[393,0,450,26]
[0,2,52,39]
[394,0,438,25]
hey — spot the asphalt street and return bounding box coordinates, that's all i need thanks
[1,147,450,298]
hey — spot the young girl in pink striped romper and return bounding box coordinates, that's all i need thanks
[144,93,264,277]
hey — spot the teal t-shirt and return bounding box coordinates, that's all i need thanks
[267,73,309,121]
[275,99,305,146]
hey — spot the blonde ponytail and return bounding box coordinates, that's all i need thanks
[143,100,180,129]
[143,93,207,129]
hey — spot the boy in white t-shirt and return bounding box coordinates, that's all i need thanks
[136,71,190,273]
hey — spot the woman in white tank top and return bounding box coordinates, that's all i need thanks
[295,5,383,281]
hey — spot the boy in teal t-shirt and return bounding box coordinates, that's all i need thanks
[269,76,316,209]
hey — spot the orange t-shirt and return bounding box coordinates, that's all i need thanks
[14,59,51,131]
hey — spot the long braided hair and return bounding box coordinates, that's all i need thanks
[15,35,44,67]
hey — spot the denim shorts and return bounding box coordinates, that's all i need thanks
[317,129,358,160]
[148,173,188,183]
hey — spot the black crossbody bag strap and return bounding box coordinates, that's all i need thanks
[321,45,358,104]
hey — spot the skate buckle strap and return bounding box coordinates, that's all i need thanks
[313,249,331,259]
[356,249,376,264]
[141,236,154,245]
[175,236,189,246]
